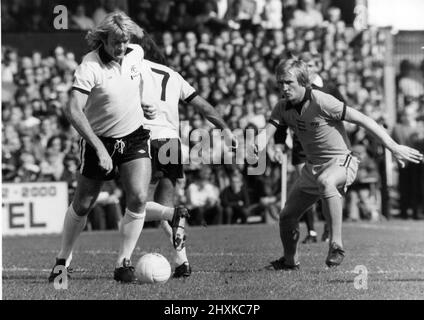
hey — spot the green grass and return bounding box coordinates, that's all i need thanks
[3,220,424,299]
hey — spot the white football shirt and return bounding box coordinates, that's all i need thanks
[141,60,197,140]
[72,43,145,138]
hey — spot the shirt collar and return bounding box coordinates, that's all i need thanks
[98,45,134,65]
[286,87,312,113]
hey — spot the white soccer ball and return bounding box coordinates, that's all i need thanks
[135,253,171,284]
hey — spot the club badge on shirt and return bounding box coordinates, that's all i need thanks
[130,65,140,80]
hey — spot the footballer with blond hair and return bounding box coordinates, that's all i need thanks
[260,58,423,270]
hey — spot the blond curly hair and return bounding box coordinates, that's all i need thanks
[85,11,142,50]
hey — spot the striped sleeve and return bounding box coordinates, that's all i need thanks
[178,72,197,102]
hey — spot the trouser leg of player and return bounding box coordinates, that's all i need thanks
[321,195,343,247]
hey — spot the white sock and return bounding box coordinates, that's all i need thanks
[145,201,174,222]
[160,221,188,266]
[66,251,73,268]
[174,247,188,266]
[58,204,87,261]
[116,208,146,268]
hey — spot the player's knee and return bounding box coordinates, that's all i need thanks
[126,190,148,209]
[72,199,94,216]
[279,209,297,225]
[316,174,338,196]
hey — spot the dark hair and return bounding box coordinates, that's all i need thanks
[139,32,168,66]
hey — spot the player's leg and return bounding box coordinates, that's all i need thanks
[154,177,191,277]
[294,163,317,244]
[114,157,150,281]
[271,181,320,269]
[302,207,317,243]
[145,138,189,252]
[316,155,358,267]
[49,174,103,283]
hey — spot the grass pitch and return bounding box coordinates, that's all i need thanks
[3,220,424,300]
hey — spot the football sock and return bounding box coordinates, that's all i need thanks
[57,204,87,261]
[160,221,188,265]
[322,195,343,247]
[145,201,174,222]
[309,230,317,237]
[116,208,146,268]
[66,251,72,268]
[280,217,300,265]
[174,247,188,266]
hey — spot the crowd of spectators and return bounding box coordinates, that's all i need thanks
[3,0,424,229]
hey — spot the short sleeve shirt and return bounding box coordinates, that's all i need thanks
[270,89,351,164]
[72,44,145,138]
[141,59,197,140]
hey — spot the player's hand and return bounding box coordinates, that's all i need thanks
[96,146,113,174]
[245,143,259,163]
[142,103,157,120]
[273,148,285,164]
[227,133,239,152]
[392,144,423,168]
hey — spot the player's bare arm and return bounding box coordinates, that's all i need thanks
[344,106,424,167]
[64,90,113,173]
[259,123,278,152]
[189,95,238,148]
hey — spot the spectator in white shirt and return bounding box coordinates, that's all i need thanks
[290,0,323,29]
[186,166,223,225]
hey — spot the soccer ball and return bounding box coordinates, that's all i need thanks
[135,253,171,284]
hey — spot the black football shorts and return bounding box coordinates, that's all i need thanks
[150,138,184,184]
[79,125,151,180]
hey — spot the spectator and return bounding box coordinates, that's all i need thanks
[290,0,323,29]
[88,180,123,230]
[392,103,422,219]
[186,166,223,225]
[397,59,424,104]
[93,0,120,26]
[150,0,172,32]
[168,0,196,32]
[39,135,65,181]
[14,151,40,182]
[261,0,283,30]
[71,4,95,30]
[221,171,250,224]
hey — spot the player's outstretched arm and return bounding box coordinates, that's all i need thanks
[189,95,238,148]
[65,90,113,173]
[189,95,229,130]
[344,106,423,167]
